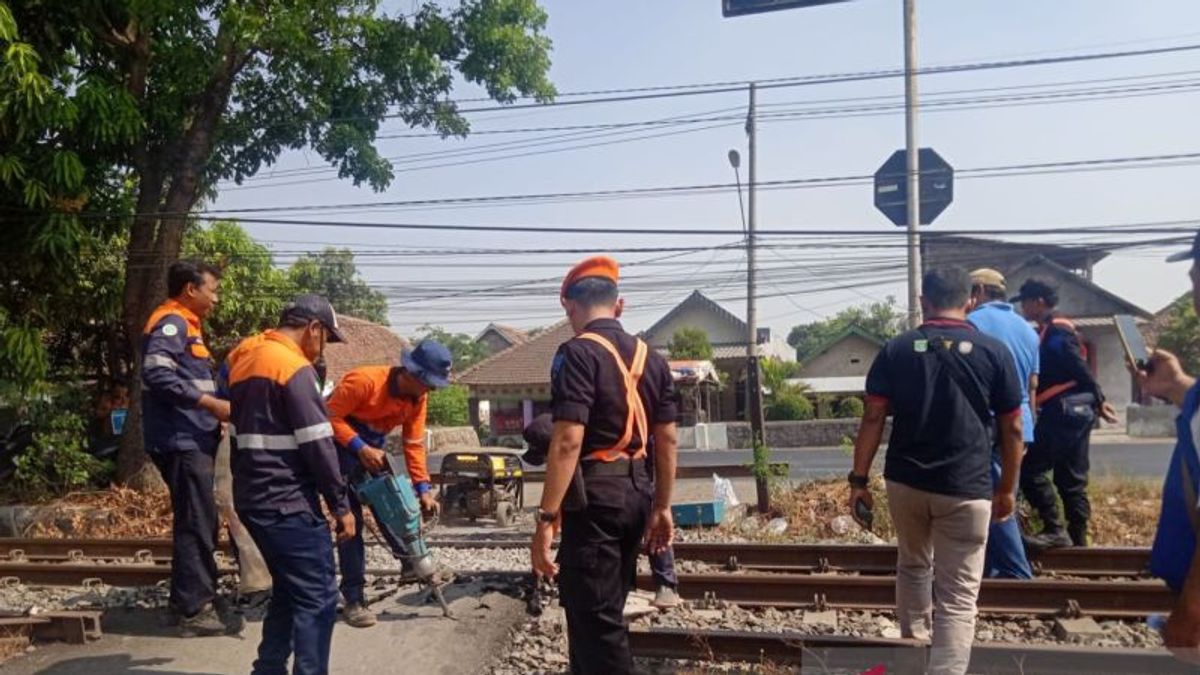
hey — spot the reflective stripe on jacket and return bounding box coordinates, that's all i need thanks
[227,330,349,517]
[140,299,218,451]
[326,365,431,490]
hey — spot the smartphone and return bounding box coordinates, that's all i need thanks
[853,498,874,532]
[1114,314,1152,373]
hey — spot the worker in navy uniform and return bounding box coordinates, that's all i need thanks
[1013,279,1118,549]
[227,295,356,675]
[141,260,230,636]
[523,413,680,610]
[529,256,679,675]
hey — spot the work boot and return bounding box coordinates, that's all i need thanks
[652,585,681,610]
[1024,530,1073,554]
[343,602,377,628]
[1068,523,1089,548]
[179,604,226,637]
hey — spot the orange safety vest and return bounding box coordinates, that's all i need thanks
[577,332,649,463]
[1037,317,1085,404]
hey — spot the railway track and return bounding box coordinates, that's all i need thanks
[0,537,1152,577]
[628,627,1195,674]
[633,572,1173,618]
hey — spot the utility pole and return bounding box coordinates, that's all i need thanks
[903,0,922,329]
[745,82,769,513]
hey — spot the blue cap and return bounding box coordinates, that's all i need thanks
[402,340,452,389]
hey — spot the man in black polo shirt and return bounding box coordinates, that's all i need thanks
[848,267,1024,675]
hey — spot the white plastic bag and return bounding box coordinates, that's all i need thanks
[712,473,740,507]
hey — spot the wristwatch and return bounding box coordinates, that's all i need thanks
[536,507,558,524]
[847,471,869,489]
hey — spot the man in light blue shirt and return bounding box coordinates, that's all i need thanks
[969,268,1039,579]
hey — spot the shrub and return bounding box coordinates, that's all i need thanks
[6,387,111,501]
[766,393,814,421]
[426,384,469,427]
[834,396,865,418]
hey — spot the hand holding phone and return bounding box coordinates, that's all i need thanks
[1114,314,1152,374]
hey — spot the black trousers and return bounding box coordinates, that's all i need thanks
[558,471,652,675]
[1020,393,1096,545]
[151,442,219,617]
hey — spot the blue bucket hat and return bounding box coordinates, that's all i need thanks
[402,340,452,389]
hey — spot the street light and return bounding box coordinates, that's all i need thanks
[728,149,747,233]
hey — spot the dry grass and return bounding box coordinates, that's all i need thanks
[721,474,1161,547]
[23,486,174,539]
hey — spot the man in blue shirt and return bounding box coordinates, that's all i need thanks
[968,268,1038,579]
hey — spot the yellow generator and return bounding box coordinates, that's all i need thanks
[437,450,525,527]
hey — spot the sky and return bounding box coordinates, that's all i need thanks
[210,0,1200,339]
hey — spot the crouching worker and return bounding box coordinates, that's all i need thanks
[325,340,452,627]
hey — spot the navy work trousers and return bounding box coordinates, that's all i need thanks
[1021,393,1096,545]
[558,471,652,675]
[150,442,219,617]
[649,547,678,588]
[337,487,407,605]
[241,510,338,675]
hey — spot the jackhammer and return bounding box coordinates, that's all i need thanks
[353,454,453,617]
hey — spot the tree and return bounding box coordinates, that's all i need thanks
[766,391,813,421]
[182,221,295,357]
[2,0,553,486]
[668,327,714,360]
[1157,294,1200,375]
[788,297,904,361]
[426,385,470,427]
[413,325,490,372]
[288,248,388,326]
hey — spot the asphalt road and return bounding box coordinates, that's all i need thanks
[674,440,1175,481]
[430,439,1176,482]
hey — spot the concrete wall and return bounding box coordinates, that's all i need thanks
[643,304,744,349]
[799,335,880,378]
[1087,325,1134,414]
[1127,404,1179,438]
[722,419,890,449]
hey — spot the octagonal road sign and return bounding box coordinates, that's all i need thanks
[874,147,954,227]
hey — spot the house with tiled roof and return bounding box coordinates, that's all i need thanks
[475,323,530,356]
[457,321,574,442]
[323,315,410,386]
[640,290,793,422]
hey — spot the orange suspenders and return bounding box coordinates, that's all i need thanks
[1038,319,1079,405]
[577,332,649,463]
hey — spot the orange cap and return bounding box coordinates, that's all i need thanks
[561,255,620,298]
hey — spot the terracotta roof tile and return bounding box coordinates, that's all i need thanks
[323,316,409,384]
[457,321,574,387]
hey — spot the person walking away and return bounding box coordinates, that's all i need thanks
[968,268,1038,579]
[1012,279,1119,549]
[227,294,356,675]
[1135,230,1200,663]
[141,260,230,636]
[523,413,680,610]
[326,340,452,627]
[529,256,679,675]
[849,267,1025,675]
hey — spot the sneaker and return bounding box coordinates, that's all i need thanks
[651,585,682,609]
[343,602,377,628]
[179,604,226,637]
[235,589,272,612]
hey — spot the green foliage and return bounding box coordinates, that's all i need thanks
[414,325,490,372]
[0,310,48,389]
[759,358,803,395]
[1157,294,1200,375]
[426,385,469,427]
[668,327,714,360]
[788,297,903,361]
[834,396,865,419]
[289,248,389,325]
[766,392,814,421]
[6,387,112,501]
[183,221,295,356]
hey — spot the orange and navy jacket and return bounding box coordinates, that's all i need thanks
[1036,313,1104,406]
[226,330,349,517]
[327,366,431,493]
[140,299,219,451]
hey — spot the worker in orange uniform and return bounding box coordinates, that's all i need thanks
[325,340,453,627]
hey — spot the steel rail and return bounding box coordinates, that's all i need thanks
[0,538,1152,577]
[636,572,1173,617]
[628,627,1195,674]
